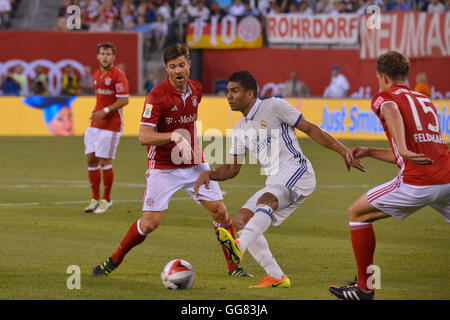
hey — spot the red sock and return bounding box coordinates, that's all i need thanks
[102,165,114,202]
[88,166,101,200]
[350,222,376,291]
[214,217,238,272]
[111,220,147,264]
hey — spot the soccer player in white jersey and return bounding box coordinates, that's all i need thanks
[194,71,365,288]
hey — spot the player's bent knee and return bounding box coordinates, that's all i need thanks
[233,209,253,231]
[99,158,112,167]
[140,213,163,234]
[233,218,246,232]
[140,220,159,234]
[347,204,359,221]
[256,192,279,211]
[207,201,228,223]
[87,155,98,167]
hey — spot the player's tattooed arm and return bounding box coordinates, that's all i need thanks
[210,156,242,181]
[194,156,242,196]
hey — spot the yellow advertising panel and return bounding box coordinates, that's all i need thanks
[71,96,145,136]
[0,97,54,136]
[1,97,449,143]
[295,98,387,140]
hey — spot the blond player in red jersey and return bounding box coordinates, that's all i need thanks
[84,42,129,214]
[329,51,450,300]
[92,43,251,277]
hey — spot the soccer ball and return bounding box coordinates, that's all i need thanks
[161,259,195,290]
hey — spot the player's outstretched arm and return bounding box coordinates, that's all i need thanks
[295,117,366,172]
[194,156,242,197]
[349,146,396,164]
[382,102,433,165]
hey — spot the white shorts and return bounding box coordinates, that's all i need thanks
[142,163,223,212]
[367,176,450,222]
[84,127,121,160]
[243,163,316,226]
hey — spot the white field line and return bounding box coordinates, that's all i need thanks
[0,178,371,207]
[0,183,371,189]
[0,197,193,207]
[0,178,370,190]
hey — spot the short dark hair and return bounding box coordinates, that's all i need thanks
[228,71,258,97]
[163,42,190,65]
[97,42,116,55]
[375,51,409,82]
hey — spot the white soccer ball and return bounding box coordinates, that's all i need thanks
[161,259,195,290]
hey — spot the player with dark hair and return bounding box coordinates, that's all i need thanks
[84,42,129,214]
[329,51,449,300]
[194,70,365,288]
[92,43,251,277]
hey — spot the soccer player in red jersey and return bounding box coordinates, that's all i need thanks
[329,51,450,300]
[83,42,129,214]
[92,43,251,277]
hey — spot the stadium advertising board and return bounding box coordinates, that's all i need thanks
[0,31,139,94]
[1,97,449,144]
[201,48,450,99]
[186,15,263,49]
[266,13,359,44]
[360,11,450,60]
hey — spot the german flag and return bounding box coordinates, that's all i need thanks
[186,16,263,49]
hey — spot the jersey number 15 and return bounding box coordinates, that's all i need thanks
[405,94,440,133]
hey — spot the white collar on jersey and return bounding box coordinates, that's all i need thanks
[180,84,192,103]
[245,98,262,120]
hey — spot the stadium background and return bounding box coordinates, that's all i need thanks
[0,0,449,301]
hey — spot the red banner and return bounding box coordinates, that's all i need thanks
[0,31,139,94]
[266,13,359,44]
[202,48,450,99]
[360,11,450,60]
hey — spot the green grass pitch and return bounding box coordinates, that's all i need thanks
[0,136,448,300]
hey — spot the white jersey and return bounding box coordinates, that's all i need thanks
[230,98,315,190]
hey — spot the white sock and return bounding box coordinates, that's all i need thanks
[240,230,284,280]
[237,205,273,253]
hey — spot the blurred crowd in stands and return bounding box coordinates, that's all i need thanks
[0,0,448,36]
[0,0,444,96]
[0,0,19,29]
[51,0,448,52]
[1,63,96,96]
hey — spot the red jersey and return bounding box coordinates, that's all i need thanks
[140,78,204,169]
[91,66,129,132]
[371,83,450,185]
